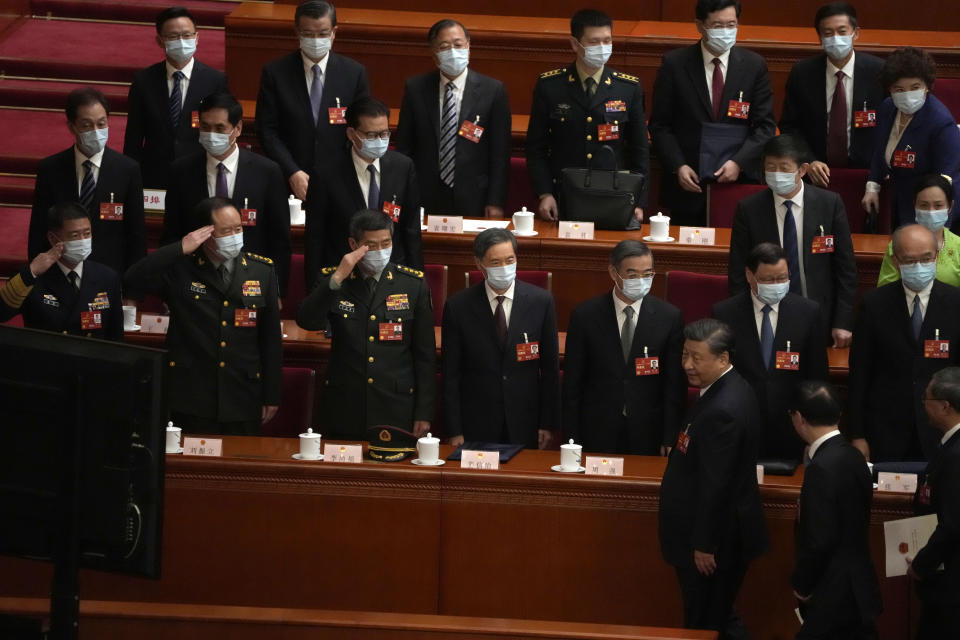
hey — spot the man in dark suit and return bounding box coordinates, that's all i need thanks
[779,3,885,187]
[395,19,511,218]
[3,203,123,340]
[442,229,560,449]
[729,134,857,348]
[790,380,881,639]
[714,243,829,461]
[30,88,145,290]
[848,225,960,463]
[256,0,370,201]
[659,318,767,639]
[649,0,776,226]
[123,6,228,189]
[161,92,291,296]
[124,197,282,436]
[563,239,685,455]
[912,367,960,637]
[304,97,422,286]
[525,9,648,224]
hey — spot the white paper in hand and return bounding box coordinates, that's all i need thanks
[883,513,938,577]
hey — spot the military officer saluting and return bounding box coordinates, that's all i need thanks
[297,209,435,452]
[124,196,282,436]
[525,8,649,223]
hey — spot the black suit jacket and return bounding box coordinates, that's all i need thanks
[712,292,829,460]
[793,435,882,629]
[441,281,560,447]
[395,69,511,215]
[29,147,146,278]
[123,60,228,189]
[848,281,960,461]
[160,149,292,295]
[562,292,685,455]
[649,43,776,213]
[913,429,960,605]
[256,51,370,179]
[779,52,885,168]
[729,184,857,333]
[659,368,768,567]
[304,148,422,286]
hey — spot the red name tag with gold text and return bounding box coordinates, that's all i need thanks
[635,357,660,376]
[191,111,200,128]
[676,431,690,454]
[516,342,540,362]
[241,208,257,226]
[811,235,835,253]
[854,110,877,128]
[99,202,123,221]
[925,340,950,359]
[458,120,484,143]
[80,311,102,330]
[893,149,917,169]
[597,123,620,141]
[727,100,750,119]
[328,106,347,124]
[382,201,401,223]
[379,322,403,341]
[234,309,257,327]
[775,351,800,370]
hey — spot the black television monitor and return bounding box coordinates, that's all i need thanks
[0,325,166,578]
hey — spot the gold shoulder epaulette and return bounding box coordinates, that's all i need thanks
[612,71,640,84]
[396,265,424,279]
[320,266,337,275]
[245,252,274,265]
[539,67,565,80]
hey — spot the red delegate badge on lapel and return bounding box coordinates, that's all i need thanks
[893,149,917,169]
[241,208,257,226]
[458,120,484,143]
[516,342,540,362]
[99,203,123,221]
[811,235,835,254]
[191,111,200,128]
[328,106,347,124]
[727,100,750,119]
[676,430,690,454]
[382,201,401,223]
[234,309,257,327]
[925,340,950,359]
[597,123,619,141]
[379,322,403,341]
[80,311,102,330]
[918,482,932,506]
[635,357,660,376]
[775,351,800,370]
[854,110,877,128]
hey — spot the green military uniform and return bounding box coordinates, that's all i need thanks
[124,242,282,434]
[296,262,436,442]
[525,60,649,205]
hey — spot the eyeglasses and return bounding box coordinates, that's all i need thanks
[161,32,197,42]
[756,275,790,284]
[298,30,333,39]
[895,256,938,266]
[356,129,391,141]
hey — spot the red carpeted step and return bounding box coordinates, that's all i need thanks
[0,108,127,175]
[0,176,36,207]
[32,0,239,28]
[0,207,30,278]
[0,78,130,112]
[0,18,224,83]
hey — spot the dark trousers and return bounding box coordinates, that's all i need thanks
[797,596,877,640]
[171,411,261,436]
[673,553,751,640]
[916,601,952,639]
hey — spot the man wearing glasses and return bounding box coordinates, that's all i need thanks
[303,96,422,288]
[124,6,228,189]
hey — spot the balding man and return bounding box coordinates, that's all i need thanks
[848,224,960,462]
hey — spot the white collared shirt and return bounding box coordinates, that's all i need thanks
[206,144,240,198]
[751,290,779,337]
[485,279,516,326]
[700,365,733,396]
[611,289,643,330]
[302,50,330,99]
[808,429,842,460]
[826,51,856,153]
[701,41,731,105]
[942,422,960,446]
[352,148,381,206]
[57,260,84,285]
[74,145,104,196]
[166,57,195,108]
[773,181,808,296]
[903,277,934,321]
[438,68,468,123]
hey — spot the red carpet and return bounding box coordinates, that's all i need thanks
[0,207,30,278]
[31,0,240,28]
[0,78,130,111]
[0,108,127,174]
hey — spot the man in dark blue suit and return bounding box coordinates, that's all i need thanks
[442,229,560,449]
[124,6,228,189]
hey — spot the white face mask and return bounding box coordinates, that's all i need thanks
[436,47,469,77]
[214,231,243,260]
[361,246,392,275]
[359,136,389,160]
[61,237,92,265]
[77,127,108,157]
[892,89,927,115]
[199,131,234,157]
[484,262,516,290]
[755,281,790,306]
[619,275,653,302]
[580,42,612,69]
[704,27,737,54]
[165,37,197,65]
[821,34,853,61]
[300,36,331,60]
[765,171,799,197]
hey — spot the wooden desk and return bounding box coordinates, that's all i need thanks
[0,441,914,639]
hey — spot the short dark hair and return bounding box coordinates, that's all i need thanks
[570,9,612,40]
[346,96,390,129]
[428,19,470,45]
[473,228,517,261]
[929,367,960,412]
[609,239,652,270]
[65,87,110,123]
[46,202,90,232]
[295,1,337,28]
[880,47,937,92]
[155,6,197,34]
[914,173,955,204]
[792,380,842,427]
[746,242,786,272]
[198,92,243,126]
[695,0,741,22]
[191,196,238,230]
[349,208,394,242]
[684,318,735,358]
[762,133,813,166]
[814,2,858,33]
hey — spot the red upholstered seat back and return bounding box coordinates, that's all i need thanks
[262,367,316,437]
[827,168,892,234]
[466,270,552,292]
[506,156,537,215]
[708,183,767,227]
[423,264,447,326]
[935,78,960,121]
[664,270,729,326]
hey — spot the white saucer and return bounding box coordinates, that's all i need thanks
[420,224,428,231]
[166,447,183,454]
[512,230,539,237]
[643,235,675,243]
[551,464,586,473]
[124,324,141,332]
[412,458,445,466]
[292,453,324,461]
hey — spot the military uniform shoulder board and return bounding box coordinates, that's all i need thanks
[320,266,337,275]
[395,265,424,279]
[244,252,274,265]
[539,67,565,80]
[612,71,640,84]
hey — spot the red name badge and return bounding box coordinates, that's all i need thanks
[597,123,620,141]
[854,110,877,128]
[239,208,257,227]
[924,340,950,359]
[516,342,540,362]
[99,202,124,221]
[80,311,102,330]
[191,111,199,128]
[811,235,835,254]
[234,309,257,327]
[458,120,484,143]
[382,201,401,223]
[893,149,917,169]
[727,100,750,119]
[775,351,800,370]
[676,431,690,454]
[379,322,403,341]
[635,357,660,376]
[918,482,931,506]
[328,106,347,124]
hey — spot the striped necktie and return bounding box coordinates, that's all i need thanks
[79,159,96,212]
[170,70,185,128]
[439,81,457,188]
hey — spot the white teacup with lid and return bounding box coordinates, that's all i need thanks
[560,439,583,471]
[417,432,440,464]
[165,421,182,453]
[298,428,322,459]
[648,212,671,241]
[512,206,535,234]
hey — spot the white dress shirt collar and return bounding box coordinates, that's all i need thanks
[206,143,240,174]
[750,289,780,336]
[611,289,643,317]
[57,260,84,281]
[302,50,330,77]
[166,56,195,80]
[826,50,855,80]
[773,179,805,214]
[942,422,960,446]
[903,277,935,318]
[74,144,104,168]
[485,278,515,303]
[808,429,842,460]
[701,41,731,69]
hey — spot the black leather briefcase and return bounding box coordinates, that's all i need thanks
[559,145,645,230]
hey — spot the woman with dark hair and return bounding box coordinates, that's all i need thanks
[878,173,960,285]
[862,47,960,228]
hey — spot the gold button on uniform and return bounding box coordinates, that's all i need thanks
[369,315,376,321]
[368,336,375,342]
[368,356,374,363]
[587,153,593,160]
[169,361,176,367]
[343,313,348,318]
[222,320,227,326]
[586,116,593,123]
[219,361,225,368]
[223,301,229,307]
[586,135,592,141]
[220,341,227,347]
[367,378,373,384]
[194,295,199,300]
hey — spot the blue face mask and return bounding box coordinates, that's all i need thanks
[77,127,108,157]
[765,171,799,197]
[900,261,937,292]
[361,246,392,275]
[199,131,234,157]
[436,47,469,77]
[484,262,516,290]
[756,281,790,306]
[916,208,949,232]
[892,89,927,115]
[704,27,737,54]
[165,38,197,65]
[300,36,331,61]
[821,34,853,61]
[580,42,612,69]
[619,275,652,302]
[359,136,389,160]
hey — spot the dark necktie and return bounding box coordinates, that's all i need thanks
[309,63,323,126]
[711,58,724,120]
[365,276,377,304]
[79,159,96,212]
[218,263,230,287]
[170,70,184,128]
[827,70,849,167]
[367,164,380,210]
[67,270,80,290]
[760,304,774,370]
[783,200,802,294]
[494,295,507,345]
[912,295,923,341]
[216,162,229,198]
[620,306,635,362]
[584,76,597,97]
[439,82,457,188]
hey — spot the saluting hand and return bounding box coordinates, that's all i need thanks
[30,242,63,277]
[182,225,214,255]
[333,244,369,284]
